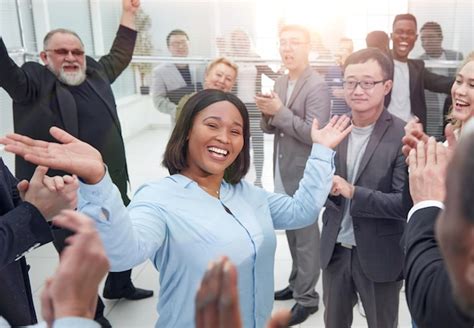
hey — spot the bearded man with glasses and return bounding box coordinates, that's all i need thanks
[0,0,153,327]
[320,47,408,328]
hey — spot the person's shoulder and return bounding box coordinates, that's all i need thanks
[154,62,175,72]
[22,61,46,71]
[307,69,327,85]
[384,111,408,137]
[408,58,425,70]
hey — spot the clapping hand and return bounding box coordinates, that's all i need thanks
[195,257,290,328]
[311,115,352,149]
[0,127,105,184]
[41,211,109,326]
[408,137,447,204]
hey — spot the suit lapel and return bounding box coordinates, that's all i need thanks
[55,81,79,137]
[337,136,348,179]
[353,109,391,183]
[276,74,289,105]
[407,60,417,96]
[85,76,122,133]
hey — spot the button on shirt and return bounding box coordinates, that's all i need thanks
[78,144,335,328]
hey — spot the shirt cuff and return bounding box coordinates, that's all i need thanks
[310,143,335,163]
[52,317,100,328]
[407,200,444,223]
[79,167,115,205]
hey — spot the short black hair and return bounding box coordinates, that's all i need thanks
[420,21,443,36]
[162,89,250,184]
[344,47,394,81]
[393,13,418,30]
[166,29,189,47]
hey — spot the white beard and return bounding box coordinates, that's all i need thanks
[48,61,87,86]
[57,65,87,86]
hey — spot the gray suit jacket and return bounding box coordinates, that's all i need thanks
[261,66,330,195]
[321,109,407,283]
[151,62,205,118]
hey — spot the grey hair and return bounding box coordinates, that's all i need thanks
[43,28,84,50]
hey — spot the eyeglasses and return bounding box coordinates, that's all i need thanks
[278,40,309,49]
[45,48,85,57]
[169,40,189,47]
[342,79,387,90]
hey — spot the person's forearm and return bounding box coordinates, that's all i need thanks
[120,11,136,30]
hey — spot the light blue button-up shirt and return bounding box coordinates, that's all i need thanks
[79,144,334,328]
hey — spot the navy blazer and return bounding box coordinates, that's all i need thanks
[321,109,408,283]
[0,158,52,325]
[404,206,474,327]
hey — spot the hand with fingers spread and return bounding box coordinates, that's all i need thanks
[0,126,105,184]
[41,210,109,326]
[311,115,352,149]
[195,257,290,328]
[22,166,78,220]
[408,137,447,204]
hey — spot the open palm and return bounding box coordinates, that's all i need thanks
[1,127,105,184]
[311,115,352,149]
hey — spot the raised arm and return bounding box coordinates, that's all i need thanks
[269,116,351,229]
[120,0,140,30]
[0,37,41,103]
[98,0,139,83]
[1,127,166,271]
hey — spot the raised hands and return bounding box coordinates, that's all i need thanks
[41,211,109,325]
[408,137,447,204]
[0,127,105,184]
[311,115,352,149]
[123,0,140,15]
[402,117,429,158]
[121,0,141,30]
[196,257,290,328]
[18,166,78,220]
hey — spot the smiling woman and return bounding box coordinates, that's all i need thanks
[0,88,353,328]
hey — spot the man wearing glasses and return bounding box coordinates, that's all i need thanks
[320,48,407,327]
[256,24,330,326]
[0,0,153,327]
[151,29,205,127]
[388,14,452,135]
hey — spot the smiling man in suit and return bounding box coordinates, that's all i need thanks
[255,24,330,326]
[320,48,407,328]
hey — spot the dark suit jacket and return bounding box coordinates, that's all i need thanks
[261,66,330,195]
[0,158,53,325]
[0,26,136,204]
[321,109,407,282]
[404,206,474,328]
[385,58,453,130]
